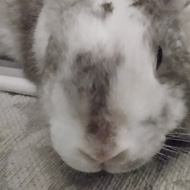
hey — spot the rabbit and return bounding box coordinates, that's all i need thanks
[0,0,190,173]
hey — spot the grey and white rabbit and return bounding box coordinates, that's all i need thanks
[0,0,190,173]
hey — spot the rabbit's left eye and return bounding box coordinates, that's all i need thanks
[156,46,163,70]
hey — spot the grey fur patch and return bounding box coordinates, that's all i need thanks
[73,52,121,117]
[102,2,114,13]
[87,119,115,144]
[42,35,68,78]
[132,0,145,7]
[72,52,121,141]
[19,0,44,84]
[44,36,60,74]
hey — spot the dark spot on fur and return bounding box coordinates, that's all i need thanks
[95,149,108,161]
[102,2,114,13]
[87,119,114,144]
[161,105,169,119]
[43,35,67,77]
[44,36,60,73]
[142,118,158,126]
[132,0,145,7]
[86,118,116,154]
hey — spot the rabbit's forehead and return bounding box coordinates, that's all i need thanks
[60,0,156,100]
[66,1,155,97]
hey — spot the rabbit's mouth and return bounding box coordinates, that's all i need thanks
[77,148,147,174]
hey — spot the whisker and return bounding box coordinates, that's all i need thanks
[164,144,184,149]
[163,144,189,153]
[167,132,190,138]
[166,137,190,143]
[158,152,174,160]
[167,134,190,138]
[162,147,178,154]
[176,126,187,129]
[168,133,190,136]
[164,144,179,150]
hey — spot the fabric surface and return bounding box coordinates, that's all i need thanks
[0,60,20,68]
[1,92,190,190]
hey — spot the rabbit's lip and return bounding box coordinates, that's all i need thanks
[79,148,146,173]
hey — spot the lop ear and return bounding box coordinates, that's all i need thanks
[155,0,190,11]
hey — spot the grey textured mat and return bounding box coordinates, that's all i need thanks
[0,60,20,68]
[1,92,190,190]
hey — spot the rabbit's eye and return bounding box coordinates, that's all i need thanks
[156,46,163,70]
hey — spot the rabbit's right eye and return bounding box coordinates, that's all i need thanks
[156,46,163,70]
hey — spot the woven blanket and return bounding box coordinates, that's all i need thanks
[0,92,190,190]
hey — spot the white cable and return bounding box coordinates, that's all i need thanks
[0,75,37,96]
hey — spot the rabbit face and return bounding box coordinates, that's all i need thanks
[37,0,189,173]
